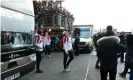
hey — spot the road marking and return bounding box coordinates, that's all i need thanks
[84,55,92,80]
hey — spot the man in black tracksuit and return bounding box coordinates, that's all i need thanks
[97,25,126,80]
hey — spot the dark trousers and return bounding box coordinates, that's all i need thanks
[120,52,124,62]
[51,41,55,50]
[63,50,74,69]
[75,46,79,56]
[95,50,100,67]
[36,51,42,70]
[45,45,51,55]
[55,42,59,51]
[122,64,129,75]
[95,58,100,66]
[130,70,133,80]
[100,66,117,80]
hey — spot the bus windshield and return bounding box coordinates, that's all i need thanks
[1,0,35,49]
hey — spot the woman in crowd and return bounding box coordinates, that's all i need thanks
[44,32,51,58]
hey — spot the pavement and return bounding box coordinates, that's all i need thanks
[87,52,130,80]
[19,51,130,80]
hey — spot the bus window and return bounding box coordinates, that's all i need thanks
[1,31,33,47]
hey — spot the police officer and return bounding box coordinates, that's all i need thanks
[74,34,80,56]
[94,33,103,69]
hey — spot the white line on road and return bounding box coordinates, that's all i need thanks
[84,55,92,80]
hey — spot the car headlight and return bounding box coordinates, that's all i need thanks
[29,54,36,61]
[86,42,91,46]
[86,38,92,46]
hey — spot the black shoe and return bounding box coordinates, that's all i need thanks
[119,73,126,78]
[95,65,100,69]
[36,70,43,73]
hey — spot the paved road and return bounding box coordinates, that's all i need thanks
[19,52,91,80]
[19,51,130,80]
[87,54,129,80]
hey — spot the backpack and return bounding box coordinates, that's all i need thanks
[59,36,64,49]
[59,35,68,49]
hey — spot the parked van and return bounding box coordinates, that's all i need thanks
[72,25,93,53]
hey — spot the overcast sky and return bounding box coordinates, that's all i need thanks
[63,0,133,32]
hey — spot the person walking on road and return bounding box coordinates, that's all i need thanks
[63,30,74,72]
[118,32,126,63]
[74,34,80,56]
[55,34,60,51]
[35,29,45,73]
[97,25,126,80]
[119,34,130,78]
[44,32,51,58]
[94,33,103,69]
[125,34,133,80]
[119,62,130,78]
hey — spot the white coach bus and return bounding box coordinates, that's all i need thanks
[0,0,36,80]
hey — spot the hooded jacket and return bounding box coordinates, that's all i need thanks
[97,36,125,70]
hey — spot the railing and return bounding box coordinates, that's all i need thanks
[36,13,74,29]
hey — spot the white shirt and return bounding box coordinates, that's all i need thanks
[44,36,51,45]
[63,35,73,53]
[35,34,45,51]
